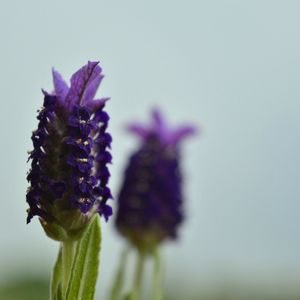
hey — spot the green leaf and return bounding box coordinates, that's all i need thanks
[122,293,132,300]
[50,247,63,300]
[66,216,101,300]
[55,284,63,300]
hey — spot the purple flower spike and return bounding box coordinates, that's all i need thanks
[116,109,196,251]
[26,61,112,241]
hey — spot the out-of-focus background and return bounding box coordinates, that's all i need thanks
[0,1,300,299]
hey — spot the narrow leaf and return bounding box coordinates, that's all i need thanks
[66,216,101,300]
[55,284,63,300]
[50,246,63,300]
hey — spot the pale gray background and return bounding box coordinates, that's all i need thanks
[0,0,299,296]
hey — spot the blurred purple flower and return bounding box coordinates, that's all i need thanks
[116,109,196,251]
[26,61,112,239]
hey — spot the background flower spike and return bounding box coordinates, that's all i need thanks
[113,108,197,300]
[116,108,196,252]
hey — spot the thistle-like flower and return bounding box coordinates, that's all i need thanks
[116,109,196,251]
[26,61,112,241]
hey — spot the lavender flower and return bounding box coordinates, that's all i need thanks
[116,109,196,251]
[26,61,112,241]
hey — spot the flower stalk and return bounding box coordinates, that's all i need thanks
[131,251,145,300]
[109,246,129,300]
[61,239,77,296]
[151,248,162,300]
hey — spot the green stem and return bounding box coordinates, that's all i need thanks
[50,246,63,300]
[61,239,77,297]
[152,248,162,300]
[109,246,129,300]
[131,250,145,300]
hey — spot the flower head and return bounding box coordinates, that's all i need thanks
[26,61,112,241]
[115,109,196,251]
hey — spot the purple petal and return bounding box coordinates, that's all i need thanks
[98,202,113,222]
[86,98,109,111]
[52,69,69,103]
[151,109,169,142]
[50,181,66,198]
[152,109,166,130]
[65,61,102,108]
[169,126,197,144]
[93,109,110,123]
[95,132,112,148]
[127,124,150,139]
[81,75,104,105]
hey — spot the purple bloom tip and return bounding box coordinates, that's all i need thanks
[50,61,104,111]
[128,108,197,146]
